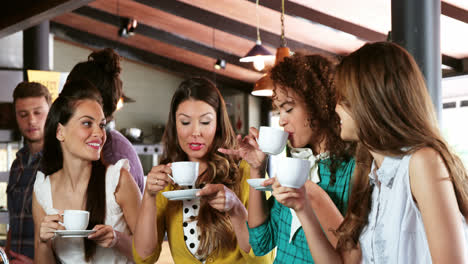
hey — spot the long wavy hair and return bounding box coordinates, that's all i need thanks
[334,42,468,250]
[67,48,122,122]
[41,80,107,261]
[270,53,355,183]
[161,77,241,258]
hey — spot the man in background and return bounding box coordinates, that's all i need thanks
[7,82,51,263]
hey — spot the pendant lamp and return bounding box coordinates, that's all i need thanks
[251,0,290,96]
[251,73,274,96]
[240,0,274,71]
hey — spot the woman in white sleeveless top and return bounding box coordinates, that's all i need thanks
[32,80,141,263]
[273,42,468,263]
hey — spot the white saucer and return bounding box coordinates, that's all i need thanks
[162,189,201,201]
[247,179,273,191]
[55,230,96,238]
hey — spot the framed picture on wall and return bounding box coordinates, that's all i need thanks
[225,93,247,135]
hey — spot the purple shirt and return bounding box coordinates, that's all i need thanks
[102,129,144,193]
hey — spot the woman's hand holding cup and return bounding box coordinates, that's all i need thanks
[218,127,266,170]
[145,164,174,197]
[265,156,311,212]
[267,177,308,212]
[39,212,65,243]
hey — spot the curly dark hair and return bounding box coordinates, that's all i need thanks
[270,52,354,184]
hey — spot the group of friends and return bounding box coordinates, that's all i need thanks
[6,41,468,264]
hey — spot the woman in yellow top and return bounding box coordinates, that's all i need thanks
[133,77,273,264]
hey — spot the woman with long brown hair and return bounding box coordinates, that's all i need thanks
[288,42,468,263]
[32,80,141,263]
[133,77,272,263]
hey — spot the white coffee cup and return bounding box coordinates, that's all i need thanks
[257,126,289,155]
[169,161,199,186]
[276,157,310,188]
[63,210,89,230]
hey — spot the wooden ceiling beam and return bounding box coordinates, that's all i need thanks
[0,0,93,38]
[51,23,253,93]
[442,54,464,72]
[74,6,251,70]
[87,0,466,74]
[51,13,262,84]
[442,1,468,24]
[132,0,336,56]
[247,0,387,42]
[249,0,464,72]
[173,0,365,54]
[89,0,264,58]
[270,0,463,72]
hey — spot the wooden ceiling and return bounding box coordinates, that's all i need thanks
[1,0,468,92]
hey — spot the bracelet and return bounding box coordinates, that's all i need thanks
[109,229,118,248]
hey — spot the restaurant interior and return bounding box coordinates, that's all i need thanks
[0,0,468,263]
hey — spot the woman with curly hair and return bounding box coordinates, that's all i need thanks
[133,77,273,263]
[285,42,468,263]
[221,53,355,263]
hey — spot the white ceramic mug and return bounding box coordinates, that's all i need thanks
[257,126,289,155]
[276,157,310,188]
[169,161,199,186]
[63,210,89,230]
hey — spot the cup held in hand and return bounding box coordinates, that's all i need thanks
[276,157,310,188]
[63,210,89,230]
[170,161,199,186]
[257,126,288,155]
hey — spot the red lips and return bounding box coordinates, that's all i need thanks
[86,140,102,150]
[188,142,204,151]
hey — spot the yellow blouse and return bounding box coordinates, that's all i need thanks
[133,160,273,264]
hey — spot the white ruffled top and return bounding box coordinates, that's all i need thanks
[34,159,133,264]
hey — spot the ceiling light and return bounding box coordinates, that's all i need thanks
[251,74,274,96]
[252,0,291,96]
[214,59,226,70]
[116,97,124,111]
[118,18,138,38]
[251,47,289,96]
[116,94,136,111]
[240,40,274,69]
[239,0,274,71]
